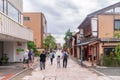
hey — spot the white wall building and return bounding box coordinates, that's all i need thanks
[0,0,33,62]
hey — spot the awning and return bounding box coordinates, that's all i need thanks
[77,39,99,46]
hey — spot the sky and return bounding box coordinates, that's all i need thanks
[23,0,120,45]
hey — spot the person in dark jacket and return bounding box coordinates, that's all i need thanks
[40,51,46,70]
[62,50,68,68]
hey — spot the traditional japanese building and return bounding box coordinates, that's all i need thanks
[77,2,120,65]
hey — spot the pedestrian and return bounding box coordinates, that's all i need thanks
[62,50,68,68]
[31,49,34,69]
[57,55,61,68]
[23,50,29,69]
[49,51,55,65]
[40,51,46,70]
[28,49,33,68]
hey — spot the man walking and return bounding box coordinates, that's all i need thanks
[40,51,46,70]
[62,50,68,68]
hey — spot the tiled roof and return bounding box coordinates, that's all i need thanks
[101,38,120,42]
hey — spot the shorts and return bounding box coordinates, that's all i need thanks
[23,58,28,64]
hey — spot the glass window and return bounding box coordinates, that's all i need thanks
[0,0,3,12]
[24,17,30,21]
[8,2,19,22]
[3,0,7,14]
[114,20,120,30]
[104,48,115,55]
[115,7,120,13]
[18,12,22,23]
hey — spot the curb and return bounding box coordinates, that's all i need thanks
[82,63,114,80]
[71,56,114,80]
[8,68,29,80]
[82,62,105,76]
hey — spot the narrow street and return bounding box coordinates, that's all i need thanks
[20,50,110,80]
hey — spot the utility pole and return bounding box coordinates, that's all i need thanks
[80,45,83,66]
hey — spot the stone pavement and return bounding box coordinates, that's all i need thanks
[22,51,112,80]
[0,62,25,80]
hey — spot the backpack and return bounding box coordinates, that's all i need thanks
[64,53,68,59]
[52,53,55,58]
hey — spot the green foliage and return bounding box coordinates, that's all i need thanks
[103,55,120,67]
[63,43,67,49]
[27,41,36,50]
[103,26,120,66]
[103,52,120,67]
[114,31,120,39]
[115,43,120,58]
[103,55,111,66]
[43,35,57,51]
[64,29,72,42]
[16,48,24,52]
[114,28,120,58]
[27,41,39,57]
[34,51,40,57]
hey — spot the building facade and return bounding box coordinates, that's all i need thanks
[76,2,120,65]
[0,0,33,62]
[23,13,47,50]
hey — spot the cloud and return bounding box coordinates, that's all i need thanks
[23,0,120,45]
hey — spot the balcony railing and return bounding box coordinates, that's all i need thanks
[0,12,33,41]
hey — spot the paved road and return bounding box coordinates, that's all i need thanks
[0,63,24,80]
[21,50,113,80]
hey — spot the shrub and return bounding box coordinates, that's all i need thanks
[103,55,120,67]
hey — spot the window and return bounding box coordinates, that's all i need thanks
[114,20,120,30]
[24,17,30,21]
[8,2,19,22]
[3,0,7,14]
[0,0,3,12]
[104,48,115,55]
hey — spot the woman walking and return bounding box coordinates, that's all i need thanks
[57,55,61,68]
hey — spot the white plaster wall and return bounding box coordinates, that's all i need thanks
[15,42,27,62]
[4,42,14,62]
[3,42,28,62]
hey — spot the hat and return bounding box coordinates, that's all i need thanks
[26,50,29,52]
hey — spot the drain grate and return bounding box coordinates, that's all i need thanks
[43,76,56,80]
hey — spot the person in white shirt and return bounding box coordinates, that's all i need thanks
[50,51,55,64]
[57,55,61,68]
[23,50,29,69]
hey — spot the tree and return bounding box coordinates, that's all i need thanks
[63,29,72,49]
[63,43,67,49]
[64,29,72,42]
[27,41,39,56]
[43,35,57,51]
[27,41,36,50]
